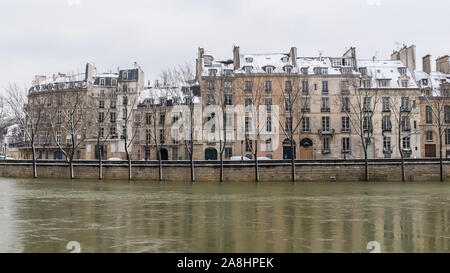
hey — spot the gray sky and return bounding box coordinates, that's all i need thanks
[1,0,449,89]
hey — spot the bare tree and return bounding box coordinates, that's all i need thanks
[389,95,418,182]
[48,91,85,179]
[4,83,44,178]
[423,93,449,182]
[122,93,139,181]
[339,79,381,181]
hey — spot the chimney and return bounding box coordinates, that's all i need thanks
[436,55,450,74]
[233,46,240,70]
[290,47,297,67]
[196,47,205,80]
[422,54,431,74]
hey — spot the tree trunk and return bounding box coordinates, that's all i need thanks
[128,156,132,181]
[440,130,444,182]
[291,139,296,182]
[158,150,163,181]
[220,151,224,183]
[190,141,195,182]
[254,140,259,182]
[364,150,369,182]
[31,140,37,179]
[401,155,406,182]
[69,159,74,180]
[98,153,103,181]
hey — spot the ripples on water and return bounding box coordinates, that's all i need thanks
[0,178,449,253]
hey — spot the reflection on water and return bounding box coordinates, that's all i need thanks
[0,178,449,253]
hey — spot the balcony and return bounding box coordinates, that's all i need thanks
[318,129,335,136]
[321,108,330,113]
[341,128,351,133]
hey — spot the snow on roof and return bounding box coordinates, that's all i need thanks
[357,59,418,89]
[5,124,20,137]
[297,57,343,75]
[94,73,118,78]
[236,53,294,74]
[415,70,450,95]
[38,73,86,85]
[139,86,201,106]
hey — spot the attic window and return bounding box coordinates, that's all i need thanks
[264,66,274,74]
[398,67,407,76]
[422,79,428,85]
[122,71,128,80]
[208,69,217,76]
[224,69,233,77]
[359,67,367,76]
[244,66,253,74]
[100,78,105,86]
[284,65,293,74]
[112,78,117,86]
[281,56,289,63]
[301,67,309,75]
[314,67,328,75]
[245,57,253,63]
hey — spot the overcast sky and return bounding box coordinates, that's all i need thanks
[1,0,449,89]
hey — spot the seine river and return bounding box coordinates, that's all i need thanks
[0,178,449,253]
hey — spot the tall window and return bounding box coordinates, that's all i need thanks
[56,132,62,144]
[363,97,371,112]
[265,138,273,152]
[383,137,391,152]
[322,117,330,132]
[225,94,233,106]
[99,100,105,108]
[285,81,292,92]
[224,81,233,91]
[301,98,310,112]
[401,97,410,111]
[323,138,330,153]
[446,129,450,145]
[285,117,292,132]
[145,113,151,125]
[445,106,450,123]
[426,106,433,124]
[245,98,253,109]
[265,98,272,112]
[122,109,127,120]
[426,131,433,142]
[245,137,252,152]
[285,99,292,112]
[402,116,411,131]
[159,129,165,144]
[160,114,165,125]
[146,129,151,143]
[322,81,328,93]
[342,116,350,132]
[363,117,371,131]
[265,81,272,92]
[302,80,309,93]
[57,110,62,124]
[245,81,253,92]
[245,117,252,133]
[321,97,330,112]
[302,117,310,132]
[342,138,350,152]
[341,97,350,112]
[382,116,392,131]
[266,117,272,132]
[402,137,411,150]
[98,112,105,123]
[382,97,390,112]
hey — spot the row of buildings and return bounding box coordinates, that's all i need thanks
[4,44,450,161]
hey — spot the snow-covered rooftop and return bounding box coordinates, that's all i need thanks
[414,70,450,95]
[357,59,418,89]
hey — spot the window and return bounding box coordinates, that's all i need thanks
[122,109,127,120]
[99,128,104,138]
[342,117,350,132]
[401,97,410,111]
[285,117,292,132]
[123,96,128,105]
[446,129,450,145]
[378,80,390,88]
[244,66,253,74]
[362,80,371,88]
[342,138,350,152]
[224,70,233,77]
[57,110,62,124]
[112,78,117,86]
[266,117,272,132]
[265,98,272,112]
[322,117,330,132]
[363,97,371,112]
[99,100,105,108]
[398,67,407,76]
[98,112,105,123]
[100,90,105,97]
[401,80,409,88]
[245,137,252,152]
[159,129,165,144]
[265,81,272,92]
[110,127,116,137]
[207,80,215,90]
[145,129,151,143]
[245,81,253,92]
[145,113,151,125]
[110,112,116,123]
[363,117,371,132]
[56,132,62,144]
[341,80,350,91]
[301,98,310,112]
[359,67,367,76]
[321,98,330,112]
[285,99,292,112]
[160,114,165,125]
[285,65,293,74]
[224,81,233,91]
[266,138,273,152]
[323,138,330,153]
[208,69,217,76]
[265,66,273,74]
[225,148,232,159]
[384,137,391,152]
[322,81,328,93]
[302,80,309,93]
[122,71,128,80]
[382,116,392,131]
[224,94,233,106]
[402,137,411,150]
[382,97,390,112]
[301,67,308,75]
[245,117,252,133]
[426,131,433,142]
[285,81,292,92]
[402,116,411,131]
[445,106,450,123]
[426,106,433,124]
[100,78,105,86]
[341,97,350,112]
[111,100,116,109]
[245,98,253,108]
[302,117,310,132]
[206,94,215,105]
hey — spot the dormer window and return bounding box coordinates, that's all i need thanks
[378,79,390,88]
[401,80,409,88]
[314,67,328,75]
[122,71,128,80]
[224,69,233,77]
[264,66,274,74]
[359,67,367,76]
[100,78,105,86]
[284,65,293,74]
[208,69,217,76]
[301,67,309,75]
[398,67,407,76]
[112,78,117,86]
[422,79,428,85]
[281,56,289,63]
[245,57,253,63]
[244,66,253,74]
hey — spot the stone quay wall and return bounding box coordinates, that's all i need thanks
[0,159,449,182]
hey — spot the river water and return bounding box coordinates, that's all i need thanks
[0,178,449,253]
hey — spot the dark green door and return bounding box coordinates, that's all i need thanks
[205,148,218,160]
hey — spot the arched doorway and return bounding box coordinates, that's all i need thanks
[157,149,169,160]
[283,139,296,160]
[205,148,218,160]
[300,138,314,160]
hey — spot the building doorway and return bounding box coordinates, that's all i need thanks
[157,149,169,160]
[205,148,218,160]
[283,139,296,160]
[300,138,313,160]
[425,144,436,157]
[54,151,63,160]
